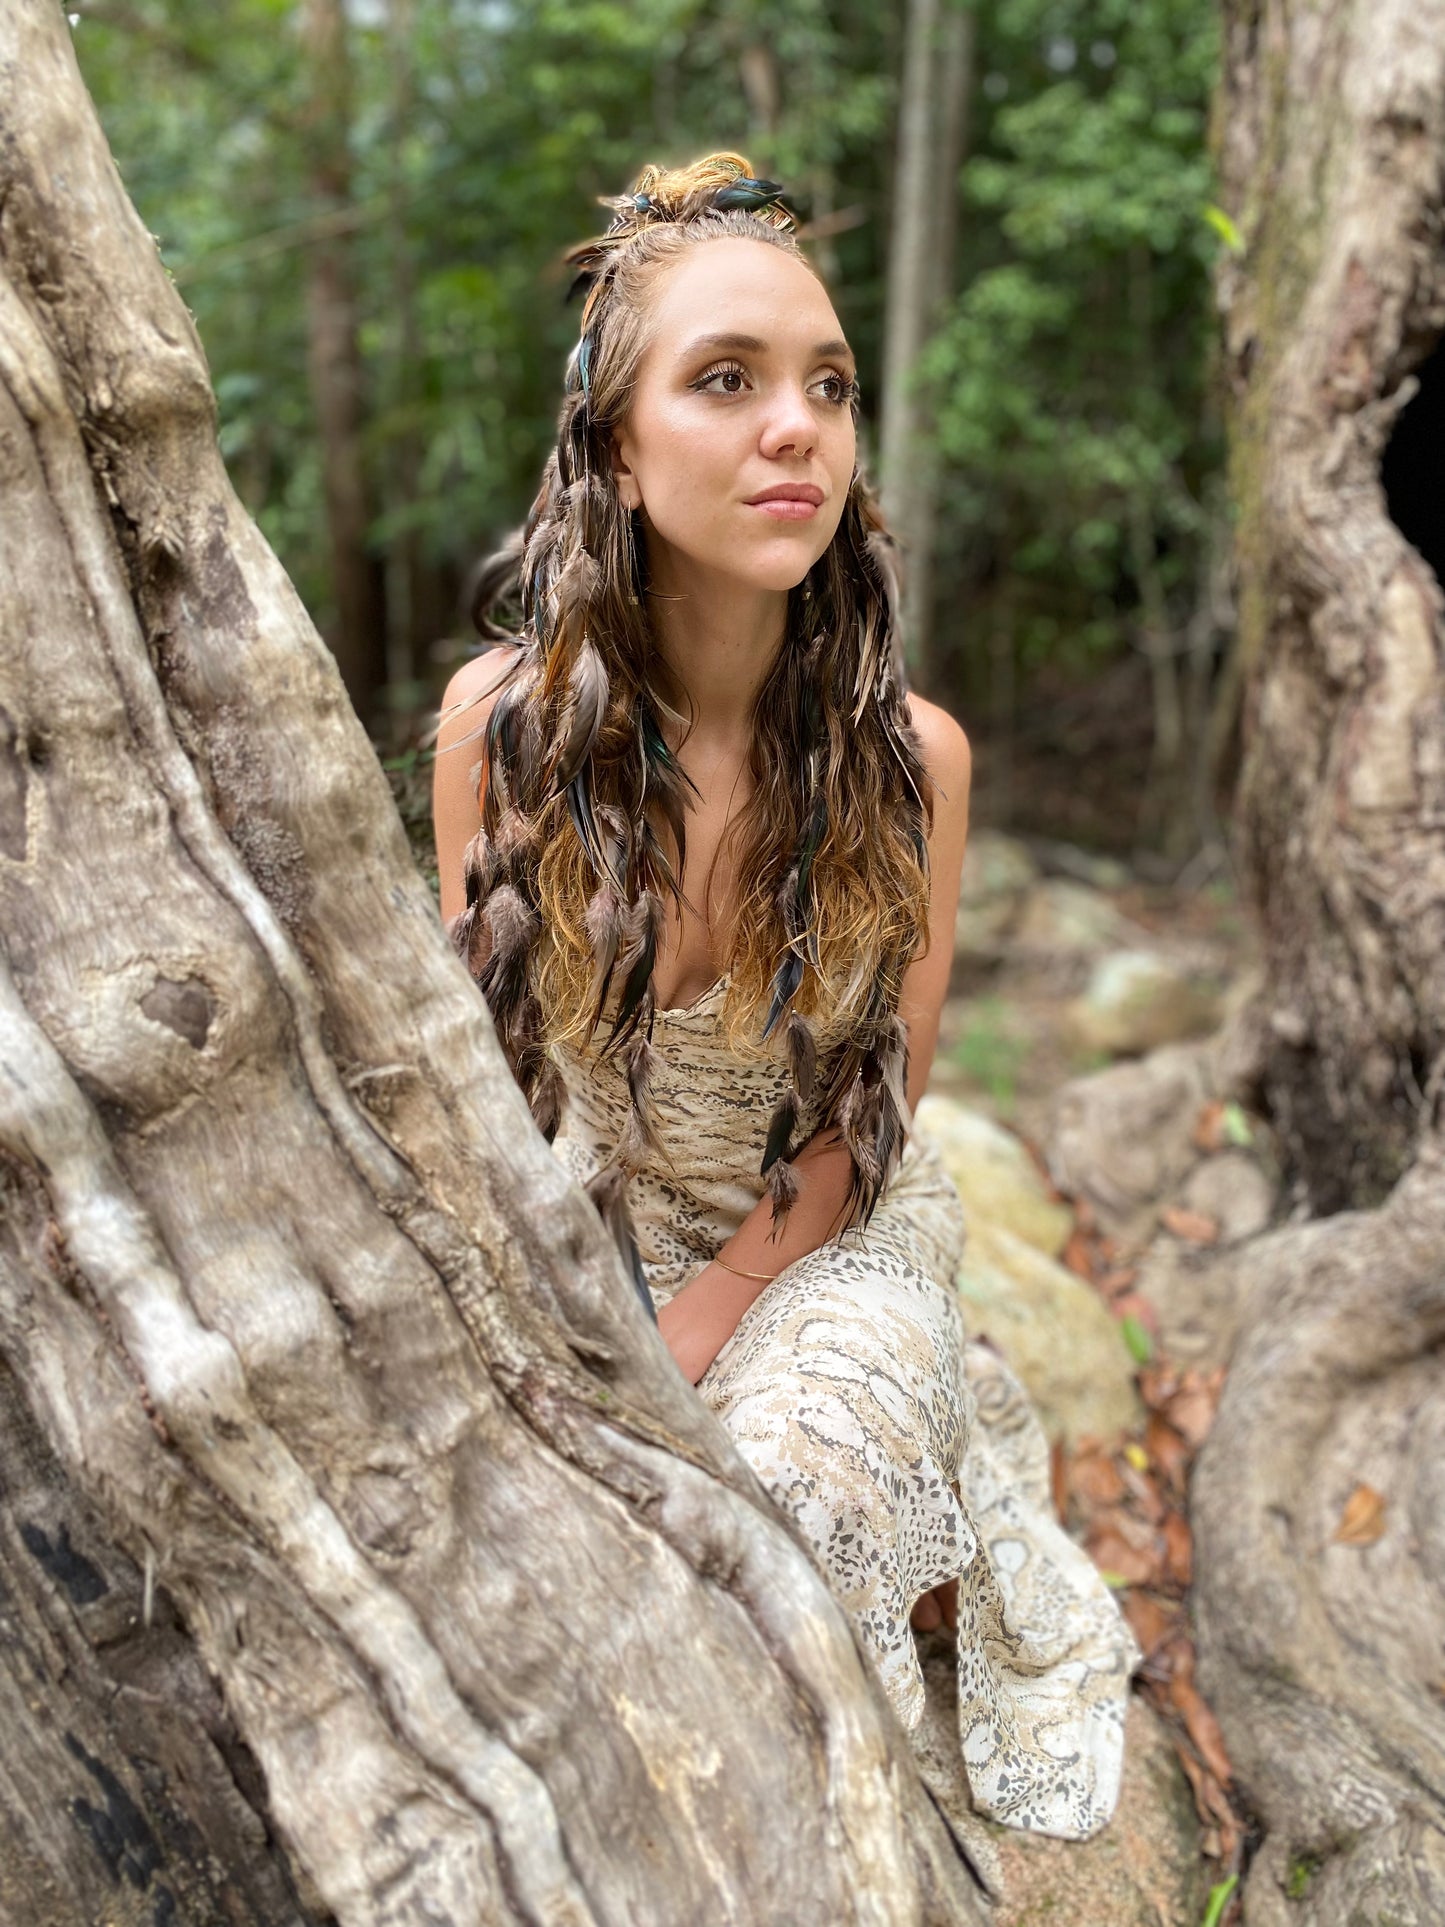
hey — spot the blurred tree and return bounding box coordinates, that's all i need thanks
[879,0,976,686]
[300,0,390,719]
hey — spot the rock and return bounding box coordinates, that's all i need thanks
[1132,1239,1249,1371]
[912,1682,1212,1927]
[1062,949,1225,1058]
[1029,836,1134,891]
[1046,1046,1215,1245]
[963,828,1041,903]
[955,1218,1143,1444]
[1176,1148,1277,1245]
[956,831,1041,959]
[1011,879,1153,959]
[916,1094,1074,1259]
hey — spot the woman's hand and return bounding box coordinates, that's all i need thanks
[910,1578,959,1634]
[655,1257,780,1385]
[655,1280,728,1385]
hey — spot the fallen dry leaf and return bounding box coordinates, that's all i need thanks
[1145,1411,1192,1493]
[1086,1520,1161,1588]
[1162,1511,1194,1588]
[1138,1360,1182,1410]
[1191,1099,1228,1153]
[1097,1264,1139,1301]
[1161,1370,1220,1449]
[1333,1481,1387,1546]
[1169,1672,1234,1790]
[1120,1460,1168,1525]
[1061,1226,1096,1279]
[1160,1203,1221,1244]
[1068,1443,1127,1509]
[1173,1736,1239,1847]
[1121,1589,1178,1658]
[1049,1435,1069,1524]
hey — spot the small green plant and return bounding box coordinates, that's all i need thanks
[1120,1313,1153,1365]
[946,998,1031,1115]
[1201,1871,1239,1924]
[1286,1854,1322,1901]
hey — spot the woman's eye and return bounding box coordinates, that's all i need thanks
[694,362,749,395]
[817,371,859,406]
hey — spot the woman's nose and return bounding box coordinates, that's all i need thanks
[759,383,818,459]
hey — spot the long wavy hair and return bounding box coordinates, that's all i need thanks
[450,152,934,1230]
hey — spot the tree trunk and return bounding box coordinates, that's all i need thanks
[898,1,974,690]
[879,0,937,671]
[0,5,989,1921]
[299,0,389,730]
[1189,1,1445,1918]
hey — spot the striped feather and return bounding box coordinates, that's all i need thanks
[761,1088,800,1174]
[761,950,804,1041]
[551,637,607,793]
[584,1164,658,1327]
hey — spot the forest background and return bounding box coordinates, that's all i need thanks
[70,0,1229,885]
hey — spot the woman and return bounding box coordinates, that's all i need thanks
[433,153,1139,1839]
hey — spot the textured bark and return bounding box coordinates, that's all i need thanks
[1190,2,1445,1920]
[0,5,989,1921]
[1212,0,1445,1211]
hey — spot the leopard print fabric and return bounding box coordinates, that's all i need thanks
[551,977,1141,1840]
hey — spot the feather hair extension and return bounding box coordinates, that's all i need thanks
[584,1163,657,1326]
[766,1156,801,1223]
[583,884,625,1028]
[638,706,698,897]
[565,763,607,881]
[619,1031,665,1169]
[761,1087,800,1174]
[554,544,602,639]
[551,636,608,794]
[784,1010,817,1103]
[761,949,804,1042]
[530,1056,565,1143]
[607,892,663,1049]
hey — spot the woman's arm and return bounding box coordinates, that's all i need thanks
[657,700,972,1384]
[432,645,523,927]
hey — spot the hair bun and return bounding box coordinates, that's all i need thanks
[561,151,797,308]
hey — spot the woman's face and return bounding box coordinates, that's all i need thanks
[608,237,857,594]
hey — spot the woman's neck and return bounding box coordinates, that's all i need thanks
[645,554,789,744]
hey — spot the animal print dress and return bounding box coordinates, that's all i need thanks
[550,976,1141,1840]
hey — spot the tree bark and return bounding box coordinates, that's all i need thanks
[1189,1,1445,1919]
[0,5,989,1921]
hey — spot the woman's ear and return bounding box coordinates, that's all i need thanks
[608,425,642,512]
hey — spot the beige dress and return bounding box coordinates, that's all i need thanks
[551,976,1142,1840]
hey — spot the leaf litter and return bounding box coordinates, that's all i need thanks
[1041,1143,1255,1920]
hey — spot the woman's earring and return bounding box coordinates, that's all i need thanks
[801,568,814,602]
[627,506,642,603]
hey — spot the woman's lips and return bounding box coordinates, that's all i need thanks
[747,498,819,520]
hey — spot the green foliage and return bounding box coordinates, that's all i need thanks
[945,994,1032,1115]
[923,0,1224,678]
[70,0,1224,747]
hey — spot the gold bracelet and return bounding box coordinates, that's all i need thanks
[712,1254,777,1284]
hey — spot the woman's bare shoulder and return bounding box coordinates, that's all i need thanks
[437,642,525,750]
[904,692,972,797]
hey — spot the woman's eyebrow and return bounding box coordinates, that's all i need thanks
[680,330,856,364]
